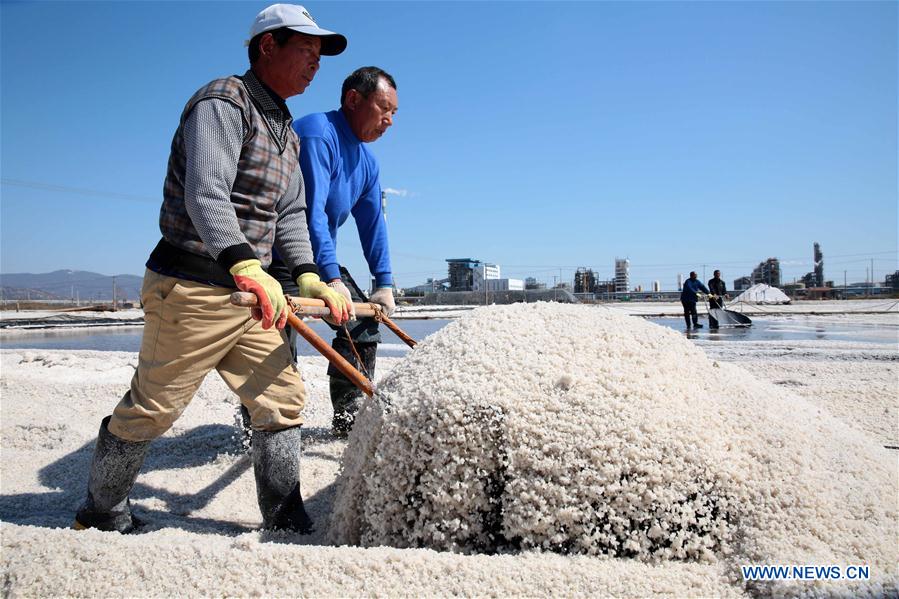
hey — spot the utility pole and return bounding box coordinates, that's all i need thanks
[112,276,117,311]
[483,263,488,306]
[871,258,875,296]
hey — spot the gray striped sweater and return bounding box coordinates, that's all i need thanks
[158,70,315,279]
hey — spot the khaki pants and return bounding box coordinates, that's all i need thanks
[109,270,305,442]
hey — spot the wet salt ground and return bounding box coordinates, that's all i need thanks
[654,315,898,345]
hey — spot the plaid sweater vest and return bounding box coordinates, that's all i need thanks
[159,75,299,265]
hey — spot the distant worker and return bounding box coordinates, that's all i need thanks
[707,270,727,310]
[73,4,349,535]
[680,271,710,329]
[268,66,399,437]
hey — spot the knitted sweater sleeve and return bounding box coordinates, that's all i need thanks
[273,166,317,281]
[181,98,254,267]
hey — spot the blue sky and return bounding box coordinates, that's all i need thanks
[2,1,896,291]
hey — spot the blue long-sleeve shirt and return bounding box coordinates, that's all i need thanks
[294,109,392,287]
[680,278,710,302]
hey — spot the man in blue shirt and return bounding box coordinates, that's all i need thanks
[270,66,398,436]
[680,271,710,329]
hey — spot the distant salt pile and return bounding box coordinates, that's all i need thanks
[331,303,896,595]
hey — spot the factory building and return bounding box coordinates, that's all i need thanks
[574,268,597,294]
[446,258,482,291]
[615,258,630,293]
[525,277,546,290]
[446,258,518,292]
[751,258,782,288]
[801,242,826,288]
[733,276,752,291]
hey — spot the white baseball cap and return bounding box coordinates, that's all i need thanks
[248,4,347,56]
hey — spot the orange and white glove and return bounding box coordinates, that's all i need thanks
[369,287,396,316]
[297,272,349,325]
[229,259,287,330]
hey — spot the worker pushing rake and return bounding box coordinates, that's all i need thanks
[231,291,417,401]
[705,269,751,328]
[73,4,361,535]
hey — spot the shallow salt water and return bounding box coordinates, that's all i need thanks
[2,314,895,353]
[0,319,451,356]
[655,316,898,344]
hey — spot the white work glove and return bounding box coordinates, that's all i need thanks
[328,280,356,320]
[369,287,396,316]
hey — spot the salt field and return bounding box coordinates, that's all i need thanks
[3,301,896,351]
[1,302,896,597]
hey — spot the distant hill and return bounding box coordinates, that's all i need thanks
[0,270,143,302]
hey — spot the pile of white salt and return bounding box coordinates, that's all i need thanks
[330,303,897,596]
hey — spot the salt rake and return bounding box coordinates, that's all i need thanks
[230,291,417,398]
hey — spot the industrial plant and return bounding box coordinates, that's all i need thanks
[396,242,897,304]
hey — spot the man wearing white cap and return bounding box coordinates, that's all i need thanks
[74,4,348,535]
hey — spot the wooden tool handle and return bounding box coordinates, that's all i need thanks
[230,292,378,318]
[231,292,419,349]
[284,312,374,397]
[229,292,373,397]
[379,314,417,348]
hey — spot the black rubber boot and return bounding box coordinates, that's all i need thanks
[74,416,151,533]
[252,426,314,533]
[239,404,253,449]
[328,340,377,437]
[330,377,361,438]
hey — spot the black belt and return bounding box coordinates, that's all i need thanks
[146,238,236,288]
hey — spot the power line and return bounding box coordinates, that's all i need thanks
[502,251,896,271]
[0,274,143,294]
[1,178,158,204]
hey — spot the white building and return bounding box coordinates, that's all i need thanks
[677,273,684,291]
[652,280,661,292]
[472,263,501,291]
